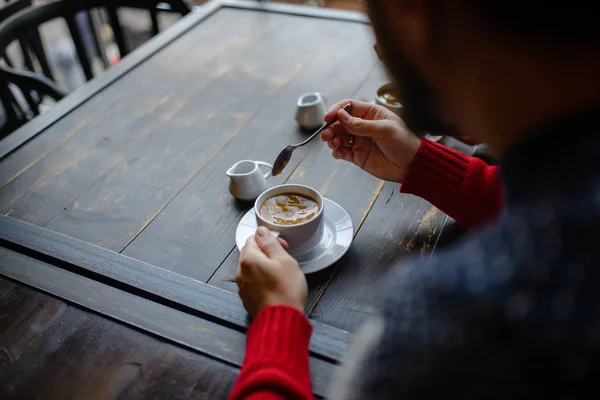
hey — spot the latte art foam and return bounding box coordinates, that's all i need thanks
[259,193,319,225]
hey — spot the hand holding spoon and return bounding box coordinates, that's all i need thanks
[272,103,352,176]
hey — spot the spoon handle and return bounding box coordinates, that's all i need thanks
[295,103,352,147]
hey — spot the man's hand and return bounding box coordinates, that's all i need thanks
[236,227,308,317]
[321,99,421,183]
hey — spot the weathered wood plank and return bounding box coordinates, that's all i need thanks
[0,10,282,225]
[309,181,448,332]
[0,215,349,364]
[124,23,378,282]
[0,8,243,188]
[0,280,67,378]
[0,278,239,400]
[0,95,122,188]
[0,248,334,397]
[42,15,346,252]
[0,1,227,163]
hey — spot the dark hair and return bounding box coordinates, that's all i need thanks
[462,1,600,42]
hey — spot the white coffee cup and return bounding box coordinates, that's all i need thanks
[295,92,327,130]
[254,184,324,255]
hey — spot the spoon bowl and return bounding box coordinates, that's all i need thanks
[272,146,294,176]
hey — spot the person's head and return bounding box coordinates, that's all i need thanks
[369,0,600,155]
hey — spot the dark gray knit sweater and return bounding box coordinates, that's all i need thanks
[329,106,600,399]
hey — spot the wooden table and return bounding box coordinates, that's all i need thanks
[0,1,469,398]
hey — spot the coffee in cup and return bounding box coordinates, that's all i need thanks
[255,184,324,255]
[259,192,320,225]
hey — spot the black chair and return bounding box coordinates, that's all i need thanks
[0,1,53,76]
[0,0,192,138]
[0,0,52,135]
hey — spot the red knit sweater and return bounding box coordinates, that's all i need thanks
[228,139,503,400]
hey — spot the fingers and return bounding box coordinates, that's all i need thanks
[237,235,270,287]
[328,134,355,151]
[240,235,271,267]
[324,99,396,139]
[277,238,289,251]
[328,135,341,150]
[337,109,394,138]
[332,148,354,163]
[321,122,344,142]
[324,99,375,122]
[238,230,289,276]
[236,234,288,292]
[255,226,289,260]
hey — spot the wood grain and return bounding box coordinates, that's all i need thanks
[43,14,345,252]
[0,247,334,397]
[309,181,449,332]
[0,277,240,400]
[0,2,224,163]
[0,215,349,364]
[124,22,379,283]
[0,279,67,377]
[0,8,240,188]
[0,10,279,225]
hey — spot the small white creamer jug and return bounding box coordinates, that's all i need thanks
[227,160,273,202]
[295,92,327,130]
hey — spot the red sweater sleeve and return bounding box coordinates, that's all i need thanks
[400,139,503,229]
[229,306,314,400]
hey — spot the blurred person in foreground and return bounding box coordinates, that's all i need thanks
[229,1,600,398]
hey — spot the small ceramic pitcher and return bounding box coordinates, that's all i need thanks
[295,92,327,129]
[227,160,273,202]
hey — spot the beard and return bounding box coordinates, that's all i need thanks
[367,1,456,137]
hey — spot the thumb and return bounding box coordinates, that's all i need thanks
[255,227,288,260]
[337,109,390,138]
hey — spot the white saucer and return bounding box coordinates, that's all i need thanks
[235,198,354,274]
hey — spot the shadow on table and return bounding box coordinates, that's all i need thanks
[306,263,338,287]
[358,219,467,273]
[233,198,255,210]
[434,220,467,249]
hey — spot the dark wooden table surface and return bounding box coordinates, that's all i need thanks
[0,1,472,398]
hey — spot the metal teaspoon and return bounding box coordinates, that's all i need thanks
[272,103,352,176]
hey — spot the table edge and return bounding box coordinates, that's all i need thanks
[222,0,369,23]
[0,214,350,364]
[0,247,334,398]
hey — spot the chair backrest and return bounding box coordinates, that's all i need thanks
[0,0,31,22]
[0,0,192,138]
[0,1,39,73]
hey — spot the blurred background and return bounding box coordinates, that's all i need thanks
[0,0,364,136]
[0,0,364,94]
